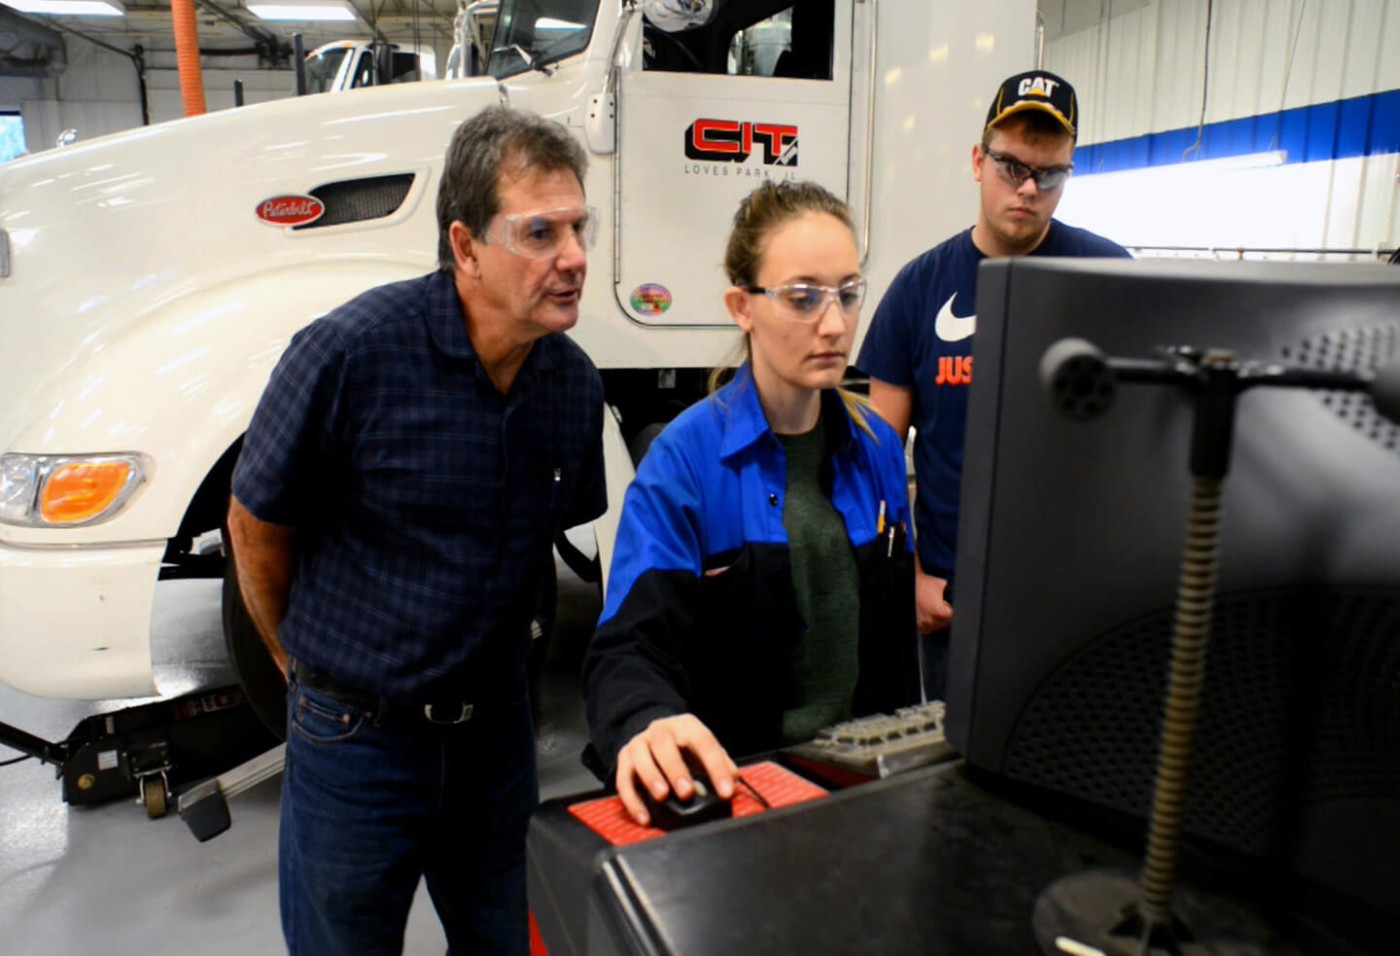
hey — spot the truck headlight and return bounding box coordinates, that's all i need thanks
[0,453,151,527]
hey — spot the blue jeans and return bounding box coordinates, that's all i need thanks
[279,675,537,955]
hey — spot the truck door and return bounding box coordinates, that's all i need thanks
[615,0,858,327]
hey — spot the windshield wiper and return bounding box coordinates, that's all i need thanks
[510,43,556,75]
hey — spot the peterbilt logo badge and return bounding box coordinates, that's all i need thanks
[256,195,325,226]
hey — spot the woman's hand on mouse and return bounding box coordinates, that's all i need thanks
[615,714,739,826]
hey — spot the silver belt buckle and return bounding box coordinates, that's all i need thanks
[423,702,474,724]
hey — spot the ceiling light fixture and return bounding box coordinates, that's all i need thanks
[246,0,356,21]
[1,0,125,16]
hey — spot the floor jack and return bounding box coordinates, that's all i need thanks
[0,685,279,819]
[177,740,285,841]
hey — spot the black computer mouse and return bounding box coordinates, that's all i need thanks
[642,774,733,831]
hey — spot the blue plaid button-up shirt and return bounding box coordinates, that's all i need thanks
[232,270,606,706]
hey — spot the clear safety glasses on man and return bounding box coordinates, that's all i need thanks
[983,148,1074,191]
[746,278,867,322]
[488,205,599,259]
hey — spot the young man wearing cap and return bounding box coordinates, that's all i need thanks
[856,70,1130,700]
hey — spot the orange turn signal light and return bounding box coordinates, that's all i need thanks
[39,460,135,524]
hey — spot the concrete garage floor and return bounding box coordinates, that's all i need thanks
[0,559,602,955]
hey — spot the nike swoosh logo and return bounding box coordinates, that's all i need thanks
[934,294,976,343]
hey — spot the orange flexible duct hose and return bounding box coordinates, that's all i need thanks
[171,0,207,117]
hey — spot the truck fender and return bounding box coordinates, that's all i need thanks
[5,259,430,549]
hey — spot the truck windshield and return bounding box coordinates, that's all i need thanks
[487,0,599,78]
[305,48,349,94]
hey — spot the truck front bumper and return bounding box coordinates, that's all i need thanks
[0,540,164,699]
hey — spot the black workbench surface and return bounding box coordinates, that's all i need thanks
[530,761,1141,955]
[528,759,1384,955]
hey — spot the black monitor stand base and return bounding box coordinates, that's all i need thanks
[1034,868,1300,956]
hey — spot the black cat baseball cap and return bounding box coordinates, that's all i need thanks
[985,70,1077,137]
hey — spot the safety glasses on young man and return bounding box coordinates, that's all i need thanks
[487,205,599,259]
[745,278,867,322]
[983,148,1074,192]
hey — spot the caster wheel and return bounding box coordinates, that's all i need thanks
[140,775,168,819]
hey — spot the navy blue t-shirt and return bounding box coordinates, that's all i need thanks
[856,220,1130,582]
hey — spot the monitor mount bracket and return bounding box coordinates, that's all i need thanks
[1026,340,1400,956]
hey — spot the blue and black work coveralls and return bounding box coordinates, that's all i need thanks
[584,368,920,776]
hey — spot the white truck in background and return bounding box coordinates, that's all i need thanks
[303,1,495,93]
[0,0,1035,732]
[446,0,500,78]
[302,39,439,93]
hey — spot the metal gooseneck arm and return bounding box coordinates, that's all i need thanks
[1036,339,1399,953]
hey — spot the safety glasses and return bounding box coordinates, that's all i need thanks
[487,204,598,259]
[984,147,1074,191]
[745,278,866,322]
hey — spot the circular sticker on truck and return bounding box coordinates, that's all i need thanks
[256,195,325,227]
[631,284,673,317]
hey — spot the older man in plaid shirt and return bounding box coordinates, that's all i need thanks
[228,106,606,955]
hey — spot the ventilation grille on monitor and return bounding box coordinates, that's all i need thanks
[1003,589,1400,857]
[294,174,416,230]
[1281,324,1400,454]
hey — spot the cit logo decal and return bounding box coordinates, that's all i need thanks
[685,119,798,166]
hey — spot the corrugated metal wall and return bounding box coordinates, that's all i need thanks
[1044,0,1399,257]
[1049,0,1398,144]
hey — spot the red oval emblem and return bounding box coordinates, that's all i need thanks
[256,194,325,227]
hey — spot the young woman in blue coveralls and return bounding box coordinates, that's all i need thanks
[583,180,919,826]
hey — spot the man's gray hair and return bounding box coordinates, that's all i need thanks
[436,106,589,271]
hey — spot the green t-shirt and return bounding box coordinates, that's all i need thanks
[777,420,860,743]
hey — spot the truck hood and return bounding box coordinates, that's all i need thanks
[0,78,503,451]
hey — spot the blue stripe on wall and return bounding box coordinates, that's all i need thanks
[1075,88,1400,175]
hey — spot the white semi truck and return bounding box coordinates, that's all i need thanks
[0,0,1035,730]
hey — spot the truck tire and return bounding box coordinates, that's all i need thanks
[221,560,288,740]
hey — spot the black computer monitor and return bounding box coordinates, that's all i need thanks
[945,258,1400,927]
